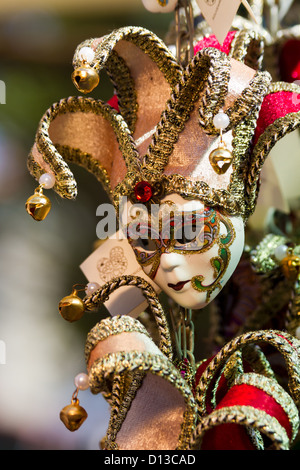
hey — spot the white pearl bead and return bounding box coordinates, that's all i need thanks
[85,282,100,296]
[75,373,89,390]
[295,326,300,340]
[141,0,177,13]
[274,244,288,261]
[78,46,95,63]
[39,173,55,189]
[213,111,230,130]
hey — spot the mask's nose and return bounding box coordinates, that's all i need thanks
[159,252,184,272]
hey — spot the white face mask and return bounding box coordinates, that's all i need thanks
[124,194,245,310]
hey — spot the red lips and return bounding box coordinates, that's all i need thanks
[168,280,189,291]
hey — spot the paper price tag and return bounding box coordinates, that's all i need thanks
[196,0,256,44]
[80,231,161,318]
[279,0,294,21]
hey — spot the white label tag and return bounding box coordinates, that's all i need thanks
[279,0,294,21]
[80,231,161,318]
[196,0,242,44]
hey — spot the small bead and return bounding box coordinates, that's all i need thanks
[213,111,230,130]
[75,373,89,390]
[295,326,300,340]
[85,282,100,296]
[78,46,95,63]
[39,173,55,189]
[274,244,289,261]
[141,0,177,13]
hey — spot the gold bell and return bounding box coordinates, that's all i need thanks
[209,144,233,175]
[280,251,300,281]
[25,186,51,221]
[60,398,88,432]
[58,287,85,322]
[71,66,99,94]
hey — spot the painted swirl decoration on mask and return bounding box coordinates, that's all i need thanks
[126,206,234,283]
[191,211,235,301]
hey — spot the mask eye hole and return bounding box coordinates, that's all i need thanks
[134,237,157,252]
[174,219,202,246]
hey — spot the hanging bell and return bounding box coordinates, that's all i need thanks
[25,186,51,221]
[58,287,85,322]
[60,398,88,432]
[72,66,99,94]
[280,250,300,281]
[209,144,233,175]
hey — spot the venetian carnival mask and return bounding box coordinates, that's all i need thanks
[123,193,244,309]
[24,8,300,451]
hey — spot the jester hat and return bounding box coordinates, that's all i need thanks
[27,26,300,221]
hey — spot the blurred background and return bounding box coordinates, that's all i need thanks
[0,0,173,450]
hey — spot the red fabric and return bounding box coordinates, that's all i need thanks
[216,383,292,439]
[254,91,300,144]
[201,383,292,450]
[201,423,256,450]
[194,31,236,56]
[279,39,300,82]
[194,358,257,450]
[107,94,119,112]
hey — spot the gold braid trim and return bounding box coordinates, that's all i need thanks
[228,72,271,218]
[144,49,270,173]
[84,275,173,360]
[113,48,270,219]
[103,369,145,450]
[27,96,141,200]
[188,405,290,450]
[85,316,150,449]
[197,48,231,133]
[229,29,265,70]
[210,345,277,412]
[233,372,299,442]
[85,315,152,365]
[245,81,300,219]
[73,35,138,133]
[195,330,300,416]
[89,350,197,450]
[73,26,182,90]
[54,144,112,198]
[246,112,300,219]
[269,81,300,95]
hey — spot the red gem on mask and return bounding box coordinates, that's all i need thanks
[134,181,153,202]
[279,39,300,82]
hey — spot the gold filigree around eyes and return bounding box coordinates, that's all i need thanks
[191,211,235,302]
